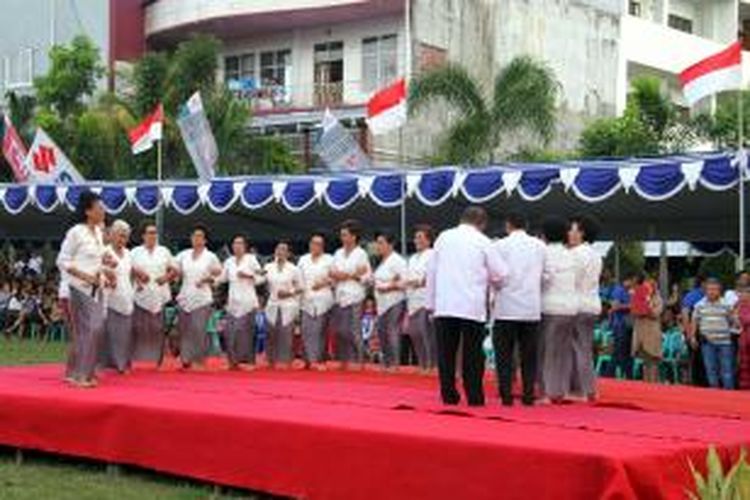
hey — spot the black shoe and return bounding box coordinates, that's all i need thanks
[521,396,535,407]
[442,390,461,405]
[468,399,485,407]
[501,397,513,407]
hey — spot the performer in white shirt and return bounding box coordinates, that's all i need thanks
[427,207,509,406]
[568,215,603,401]
[330,220,372,368]
[538,217,578,403]
[490,213,546,406]
[56,191,115,388]
[373,233,407,370]
[264,242,302,368]
[221,235,263,369]
[131,220,176,367]
[100,220,135,373]
[404,225,436,372]
[298,234,334,369]
[173,225,222,369]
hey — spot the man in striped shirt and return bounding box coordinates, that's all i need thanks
[690,278,737,389]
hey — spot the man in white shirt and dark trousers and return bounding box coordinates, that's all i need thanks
[490,213,546,406]
[427,207,509,406]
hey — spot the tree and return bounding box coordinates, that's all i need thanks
[131,52,168,117]
[34,35,105,119]
[408,57,558,164]
[693,90,749,149]
[605,241,645,279]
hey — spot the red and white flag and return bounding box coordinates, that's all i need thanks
[366,78,407,135]
[1,114,30,182]
[129,104,164,155]
[679,41,743,106]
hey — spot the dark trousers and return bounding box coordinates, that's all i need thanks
[493,320,540,404]
[610,321,633,379]
[434,317,486,406]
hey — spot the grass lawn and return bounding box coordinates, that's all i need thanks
[0,339,264,499]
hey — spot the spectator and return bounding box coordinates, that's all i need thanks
[609,273,636,379]
[27,251,44,277]
[690,278,736,390]
[631,273,663,383]
[723,270,750,308]
[682,275,707,387]
[0,280,10,331]
[737,286,750,390]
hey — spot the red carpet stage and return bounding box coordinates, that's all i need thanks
[0,364,749,499]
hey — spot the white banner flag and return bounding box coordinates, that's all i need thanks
[177,92,218,183]
[25,128,85,184]
[315,109,371,171]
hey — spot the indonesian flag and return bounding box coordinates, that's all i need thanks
[679,41,743,106]
[366,78,407,135]
[129,104,164,154]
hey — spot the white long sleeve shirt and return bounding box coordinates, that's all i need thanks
[298,253,335,317]
[104,246,134,316]
[56,224,106,297]
[490,230,546,322]
[265,260,302,326]
[175,248,220,313]
[332,246,371,307]
[406,248,434,314]
[542,244,578,316]
[223,254,262,318]
[374,252,407,314]
[571,243,603,316]
[427,224,509,323]
[131,245,174,314]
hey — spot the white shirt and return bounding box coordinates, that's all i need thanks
[265,260,302,326]
[542,244,578,316]
[374,252,407,314]
[332,246,372,307]
[28,255,43,274]
[222,254,262,318]
[571,243,603,315]
[427,224,509,323]
[56,224,106,296]
[175,248,220,313]
[131,245,174,314]
[298,253,335,317]
[104,246,134,316]
[406,249,434,314]
[490,231,546,321]
[724,290,740,308]
[58,276,70,300]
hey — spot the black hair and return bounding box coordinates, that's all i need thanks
[340,219,363,241]
[139,219,157,236]
[192,224,209,240]
[568,214,600,243]
[377,232,397,246]
[541,217,567,244]
[74,191,101,224]
[413,224,434,243]
[309,233,326,242]
[231,234,248,247]
[704,277,723,288]
[460,206,487,227]
[505,212,527,231]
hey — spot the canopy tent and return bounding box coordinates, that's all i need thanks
[0,151,743,252]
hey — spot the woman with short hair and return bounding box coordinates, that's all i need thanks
[568,215,602,400]
[264,241,302,369]
[404,225,436,372]
[56,191,114,388]
[373,232,407,370]
[100,219,135,373]
[539,217,578,403]
[174,225,222,369]
[221,234,263,369]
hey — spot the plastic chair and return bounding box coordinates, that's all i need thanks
[206,310,224,354]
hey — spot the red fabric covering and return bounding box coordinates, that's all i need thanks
[0,364,749,500]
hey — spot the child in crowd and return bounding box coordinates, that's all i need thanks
[690,278,736,390]
[361,297,378,363]
[735,286,750,390]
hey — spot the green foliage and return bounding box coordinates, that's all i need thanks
[579,76,687,158]
[167,34,221,110]
[604,241,645,279]
[408,58,558,164]
[34,35,105,119]
[697,251,737,288]
[688,447,750,500]
[693,91,750,149]
[5,91,36,139]
[132,52,168,116]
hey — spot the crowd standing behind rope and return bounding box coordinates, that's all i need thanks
[2,191,748,402]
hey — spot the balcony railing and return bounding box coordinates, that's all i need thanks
[313,82,344,108]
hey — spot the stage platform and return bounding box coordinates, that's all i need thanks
[0,363,749,499]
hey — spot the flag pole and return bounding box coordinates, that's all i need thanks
[739,88,746,271]
[399,0,412,256]
[156,137,165,240]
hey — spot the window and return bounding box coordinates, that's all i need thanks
[362,34,398,92]
[224,53,256,82]
[314,42,344,106]
[668,14,693,34]
[628,1,641,17]
[260,49,291,87]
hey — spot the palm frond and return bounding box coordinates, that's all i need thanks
[408,64,489,119]
[492,56,558,143]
